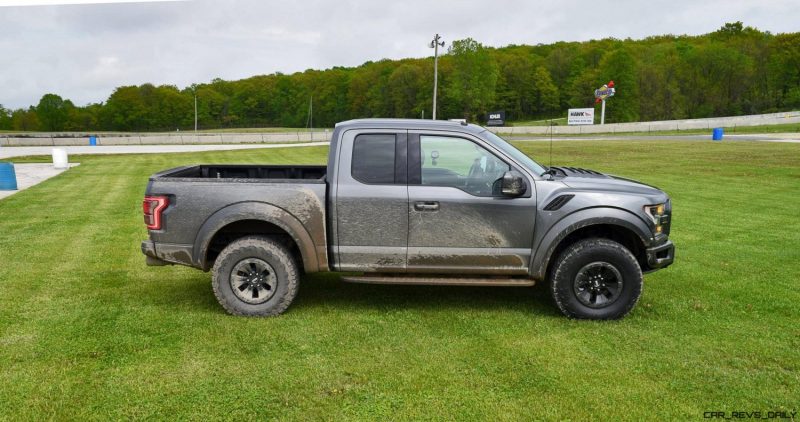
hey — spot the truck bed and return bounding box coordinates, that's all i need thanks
[159,164,326,181]
[144,164,328,272]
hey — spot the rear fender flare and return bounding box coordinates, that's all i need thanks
[193,201,319,272]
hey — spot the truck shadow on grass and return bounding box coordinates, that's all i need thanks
[140,272,560,317]
[287,273,561,317]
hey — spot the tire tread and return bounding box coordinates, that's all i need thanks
[211,236,299,317]
[550,238,642,320]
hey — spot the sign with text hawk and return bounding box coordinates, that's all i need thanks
[567,108,595,125]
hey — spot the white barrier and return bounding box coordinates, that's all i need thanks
[1,111,797,145]
[52,148,69,169]
[491,111,800,135]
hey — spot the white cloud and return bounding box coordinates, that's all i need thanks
[0,0,185,6]
[0,0,797,109]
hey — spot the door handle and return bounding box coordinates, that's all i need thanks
[414,201,440,211]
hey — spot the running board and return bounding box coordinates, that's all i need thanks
[341,275,535,287]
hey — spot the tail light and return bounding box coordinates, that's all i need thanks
[143,196,169,230]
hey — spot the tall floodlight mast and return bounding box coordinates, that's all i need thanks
[191,84,198,132]
[429,34,445,120]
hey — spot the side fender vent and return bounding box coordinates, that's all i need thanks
[543,194,575,211]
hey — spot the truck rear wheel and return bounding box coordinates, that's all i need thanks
[211,236,299,316]
[549,238,642,320]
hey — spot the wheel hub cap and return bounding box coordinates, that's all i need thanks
[573,261,623,309]
[230,258,277,304]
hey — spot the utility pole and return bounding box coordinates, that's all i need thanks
[600,98,606,125]
[429,33,444,120]
[194,92,198,132]
[191,83,198,132]
[306,95,313,142]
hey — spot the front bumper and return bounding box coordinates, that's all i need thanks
[645,239,675,271]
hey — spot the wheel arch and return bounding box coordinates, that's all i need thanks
[193,201,321,273]
[531,207,653,281]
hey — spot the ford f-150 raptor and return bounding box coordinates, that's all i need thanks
[141,119,674,319]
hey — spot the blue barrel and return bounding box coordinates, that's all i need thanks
[0,162,18,190]
[712,128,724,141]
[89,135,97,146]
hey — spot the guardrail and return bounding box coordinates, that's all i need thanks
[1,111,798,146]
[491,111,800,135]
[0,131,332,147]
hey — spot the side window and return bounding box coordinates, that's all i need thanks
[352,134,396,184]
[420,135,510,197]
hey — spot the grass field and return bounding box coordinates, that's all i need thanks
[508,117,568,126]
[1,140,799,420]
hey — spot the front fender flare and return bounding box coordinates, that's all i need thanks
[530,207,654,280]
[193,201,320,272]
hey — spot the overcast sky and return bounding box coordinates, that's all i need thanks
[0,0,797,109]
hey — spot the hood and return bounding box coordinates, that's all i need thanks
[549,166,664,196]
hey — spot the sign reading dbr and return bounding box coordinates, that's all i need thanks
[567,108,595,125]
[486,111,505,126]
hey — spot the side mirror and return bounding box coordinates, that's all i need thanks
[501,171,527,197]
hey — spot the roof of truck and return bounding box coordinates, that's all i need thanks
[335,118,486,135]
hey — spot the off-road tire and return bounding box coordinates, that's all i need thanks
[211,236,299,316]
[550,238,642,320]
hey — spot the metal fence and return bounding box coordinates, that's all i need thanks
[0,131,332,147]
[2,111,799,146]
[491,111,800,135]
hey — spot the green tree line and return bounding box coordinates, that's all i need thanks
[1,22,799,132]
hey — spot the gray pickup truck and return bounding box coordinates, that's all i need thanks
[141,119,674,319]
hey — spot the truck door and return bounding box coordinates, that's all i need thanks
[334,130,409,271]
[406,132,536,275]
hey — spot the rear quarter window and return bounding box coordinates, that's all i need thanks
[351,134,396,184]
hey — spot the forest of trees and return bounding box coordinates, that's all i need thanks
[1,22,799,132]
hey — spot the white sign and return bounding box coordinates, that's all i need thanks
[567,108,595,125]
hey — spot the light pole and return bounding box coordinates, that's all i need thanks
[600,98,605,125]
[429,33,444,120]
[190,84,198,132]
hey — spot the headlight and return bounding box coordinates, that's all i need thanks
[644,203,668,234]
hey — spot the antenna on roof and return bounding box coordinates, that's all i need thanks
[549,118,554,168]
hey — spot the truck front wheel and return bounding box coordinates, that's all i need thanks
[549,238,642,320]
[211,236,299,316]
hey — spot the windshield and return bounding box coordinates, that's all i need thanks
[482,131,547,176]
